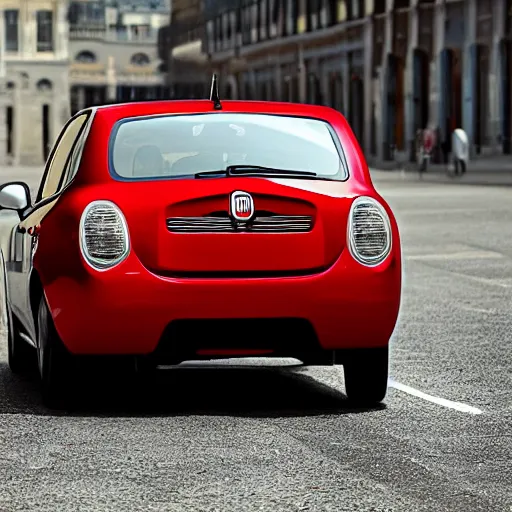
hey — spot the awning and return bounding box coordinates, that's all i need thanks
[171,39,207,64]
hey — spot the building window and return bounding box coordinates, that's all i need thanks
[75,50,97,63]
[37,10,54,52]
[374,0,386,14]
[322,0,337,27]
[506,0,512,37]
[5,10,19,52]
[259,0,267,40]
[285,0,295,35]
[308,0,319,31]
[37,79,53,92]
[206,20,215,54]
[242,4,251,45]
[229,10,237,47]
[68,1,104,25]
[130,53,151,66]
[215,15,222,51]
[251,1,258,42]
[349,0,360,19]
[222,12,230,49]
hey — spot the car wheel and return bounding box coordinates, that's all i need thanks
[37,295,73,408]
[7,308,36,374]
[343,347,389,404]
[135,356,157,374]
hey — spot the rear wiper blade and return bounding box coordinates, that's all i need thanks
[194,165,318,179]
[226,165,317,177]
[194,169,228,178]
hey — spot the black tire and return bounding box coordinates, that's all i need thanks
[343,346,389,404]
[3,261,36,373]
[37,295,74,409]
[134,356,157,374]
[7,308,36,374]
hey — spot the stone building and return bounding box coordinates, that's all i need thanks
[0,0,171,167]
[0,0,71,166]
[162,0,512,163]
[160,0,208,99]
[68,0,171,114]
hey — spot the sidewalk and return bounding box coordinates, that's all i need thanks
[0,166,44,198]
[368,154,512,187]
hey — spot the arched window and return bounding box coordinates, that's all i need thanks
[131,52,151,66]
[76,50,97,63]
[37,79,53,92]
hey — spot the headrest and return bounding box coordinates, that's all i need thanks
[132,145,164,176]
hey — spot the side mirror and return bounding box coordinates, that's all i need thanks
[0,182,31,214]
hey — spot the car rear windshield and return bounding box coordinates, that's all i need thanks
[109,113,348,181]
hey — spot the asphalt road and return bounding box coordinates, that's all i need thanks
[0,167,511,511]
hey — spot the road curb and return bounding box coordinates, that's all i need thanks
[370,169,512,187]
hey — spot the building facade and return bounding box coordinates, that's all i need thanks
[0,0,171,167]
[68,0,171,115]
[164,0,512,162]
[0,0,70,166]
[160,0,208,99]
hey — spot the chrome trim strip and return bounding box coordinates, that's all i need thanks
[166,215,314,233]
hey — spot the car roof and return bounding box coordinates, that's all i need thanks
[82,99,345,124]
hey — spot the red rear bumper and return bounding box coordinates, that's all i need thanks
[44,247,401,357]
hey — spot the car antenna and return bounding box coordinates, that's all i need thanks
[209,73,222,110]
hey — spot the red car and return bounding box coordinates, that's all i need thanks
[0,79,401,407]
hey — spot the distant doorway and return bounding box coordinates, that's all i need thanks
[6,106,13,157]
[439,48,462,162]
[42,104,50,162]
[385,54,405,158]
[473,44,490,153]
[412,49,430,132]
[329,72,343,113]
[225,82,233,99]
[307,73,322,104]
[349,75,364,146]
[412,49,430,161]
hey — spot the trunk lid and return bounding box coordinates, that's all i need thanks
[121,178,353,276]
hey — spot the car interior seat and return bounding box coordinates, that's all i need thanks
[132,145,167,177]
[171,152,225,174]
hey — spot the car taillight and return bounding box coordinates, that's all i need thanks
[79,200,130,270]
[348,196,392,266]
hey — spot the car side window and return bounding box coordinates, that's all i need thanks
[61,112,95,189]
[38,114,89,201]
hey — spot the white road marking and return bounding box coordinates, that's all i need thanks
[388,379,483,415]
[406,250,504,261]
[398,208,488,215]
[459,305,496,314]
[405,251,512,288]
[454,274,512,289]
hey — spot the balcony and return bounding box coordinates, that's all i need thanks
[69,27,106,40]
[118,68,166,86]
[69,26,160,43]
[106,28,160,43]
[69,65,165,87]
[69,68,108,86]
